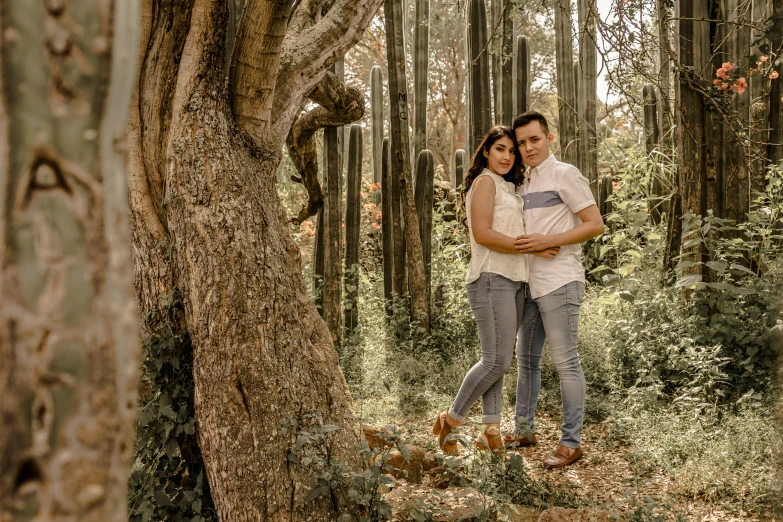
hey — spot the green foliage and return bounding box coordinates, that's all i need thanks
[128,292,216,522]
[608,408,778,514]
[285,414,400,521]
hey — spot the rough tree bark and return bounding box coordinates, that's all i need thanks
[0,1,140,521]
[127,0,384,520]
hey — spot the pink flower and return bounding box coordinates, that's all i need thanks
[771,71,780,80]
[376,211,382,221]
[716,68,729,80]
[372,222,381,230]
[713,79,722,85]
[722,62,734,72]
[731,77,747,95]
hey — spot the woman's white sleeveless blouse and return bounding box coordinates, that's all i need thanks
[465,169,528,284]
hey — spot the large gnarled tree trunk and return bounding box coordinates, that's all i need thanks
[128,0,383,520]
[0,1,140,520]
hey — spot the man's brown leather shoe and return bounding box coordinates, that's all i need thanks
[502,433,538,448]
[543,444,583,469]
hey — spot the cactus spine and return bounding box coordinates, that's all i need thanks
[467,0,491,152]
[454,149,466,189]
[381,137,394,315]
[344,124,363,334]
[414,0,430,158]
[414,149,435,300]
[371,65,384,206]
[554,0,577,166]
[514,35,530,116]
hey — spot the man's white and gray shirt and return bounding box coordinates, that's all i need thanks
[517,154,597,299]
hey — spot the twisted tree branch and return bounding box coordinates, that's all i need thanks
[287,71,364,224]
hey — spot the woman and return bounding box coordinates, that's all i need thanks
[432,126,558,454]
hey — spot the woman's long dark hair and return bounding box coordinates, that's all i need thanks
[459,125,523,232]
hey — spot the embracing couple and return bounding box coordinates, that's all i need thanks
[432,111,605,469]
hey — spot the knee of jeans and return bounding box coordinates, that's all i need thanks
[551,353,583,374]
[481,358,509,379]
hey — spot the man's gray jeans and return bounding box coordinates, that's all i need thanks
[515,281,586,448]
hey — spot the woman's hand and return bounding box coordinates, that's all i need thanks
[530,247,560,259]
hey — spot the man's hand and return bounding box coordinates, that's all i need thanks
[514,233,554,253]
[530,247,560,259]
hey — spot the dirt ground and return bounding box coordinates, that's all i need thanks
[369,407,777,522]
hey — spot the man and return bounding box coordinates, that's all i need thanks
[506,111,604,469]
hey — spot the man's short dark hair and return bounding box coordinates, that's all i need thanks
[512,111,549,135]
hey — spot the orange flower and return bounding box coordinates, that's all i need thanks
[376,211,382,221]
[713,79,722,85]
[363,202,377,210]
[731,77,747,94]
[771,71,780,80]
[716,68,729,80]
[370,182,382,191]
[722,62,734,71]
[372,222,381,230]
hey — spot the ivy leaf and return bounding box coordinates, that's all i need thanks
[155,489,176,507]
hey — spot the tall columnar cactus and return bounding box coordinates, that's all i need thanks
[414,149,435,300]
[554,0,577,166]
[226,0,247,74]
[385,0,429,328]
[577,0,598,197]
[454,149,466,189]
[573,59,580,167]
[770,1,783,165]
[656,0,674,156]
[673,0,709,279]
[467,0,491,152]
[313,209,325,314]
[344,124,363,334]
[599,174,613,224]
[414,0,430,159]
[381,137,394,315]
[643,84,663,225]
[322,60,344,344]
[514,35,530,117]
[491,0,513,126]
[371,65,384,205]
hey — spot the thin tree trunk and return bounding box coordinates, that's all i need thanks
[0,1,141,520]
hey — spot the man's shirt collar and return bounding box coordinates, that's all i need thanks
[529,154,556,178]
